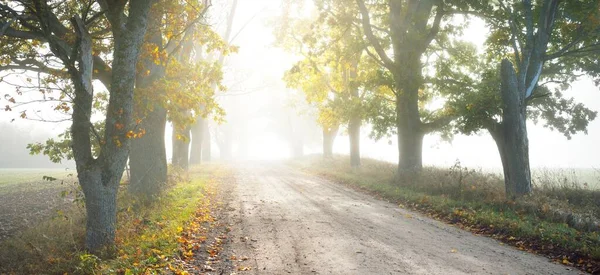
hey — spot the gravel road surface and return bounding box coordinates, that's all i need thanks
[219,163,581,275]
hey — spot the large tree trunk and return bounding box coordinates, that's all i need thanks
[128,7,167,200]
[172,124,191,170]
[79,168,118,252]
[322,125,338,159]
[189,118,204,165]
[129,106,167,199]
[395,60,424,172]
[348,116,361,167]
[70,1,152,252]
[346,58,361,167]
[498,59,532,199]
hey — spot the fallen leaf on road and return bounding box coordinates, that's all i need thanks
[202,265,215,271]
[450,249,457,253]
[238,266,252,271]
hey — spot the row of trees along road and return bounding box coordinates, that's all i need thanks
[280,0,600,199]
[0,0,235,253]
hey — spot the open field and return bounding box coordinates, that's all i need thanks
[531,168,600,190]
[0,168,72,188]
[0,169,77,240]
[0,164,223,274]
[472,167,600,190]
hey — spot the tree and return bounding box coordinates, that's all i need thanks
[437,0,600,198]
[352,0,486,172]
[4,1,225,201]
[1,0,154,252]
[128,3,168,200]
[279,4,371,167]
[167,41,227,170]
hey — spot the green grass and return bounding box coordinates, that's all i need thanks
[290,155,600,272]
[0,164,226,275]
[98,164,223,274]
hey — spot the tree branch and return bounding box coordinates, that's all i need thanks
[422,4,445,48]
[355,0,394,70]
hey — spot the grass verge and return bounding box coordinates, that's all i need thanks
[290,155,600,274]
[0,163,227,275]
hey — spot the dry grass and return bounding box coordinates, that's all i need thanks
[293,155,600,225]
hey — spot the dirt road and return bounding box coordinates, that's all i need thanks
[220,163,580,275]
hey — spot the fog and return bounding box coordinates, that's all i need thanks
[1,0,599,170]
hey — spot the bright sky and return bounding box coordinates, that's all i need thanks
[225,0,600,168]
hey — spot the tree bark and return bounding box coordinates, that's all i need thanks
[322,125,338,159]
[348,115,361,167]
[498,59,532,199]
[189,118,204,165]
[395,57,424,172]
[79,168,118,253]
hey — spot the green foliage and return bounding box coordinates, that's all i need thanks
[6,0,232,164]
[279,1,383,132]
[437,1,600,139]
[27,121,106,163]
[76,254,101,274]
[27,136,72,163]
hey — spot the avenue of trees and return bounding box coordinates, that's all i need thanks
[1,0,600,254]
[280,0,600,198]
[0,0,234,252]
